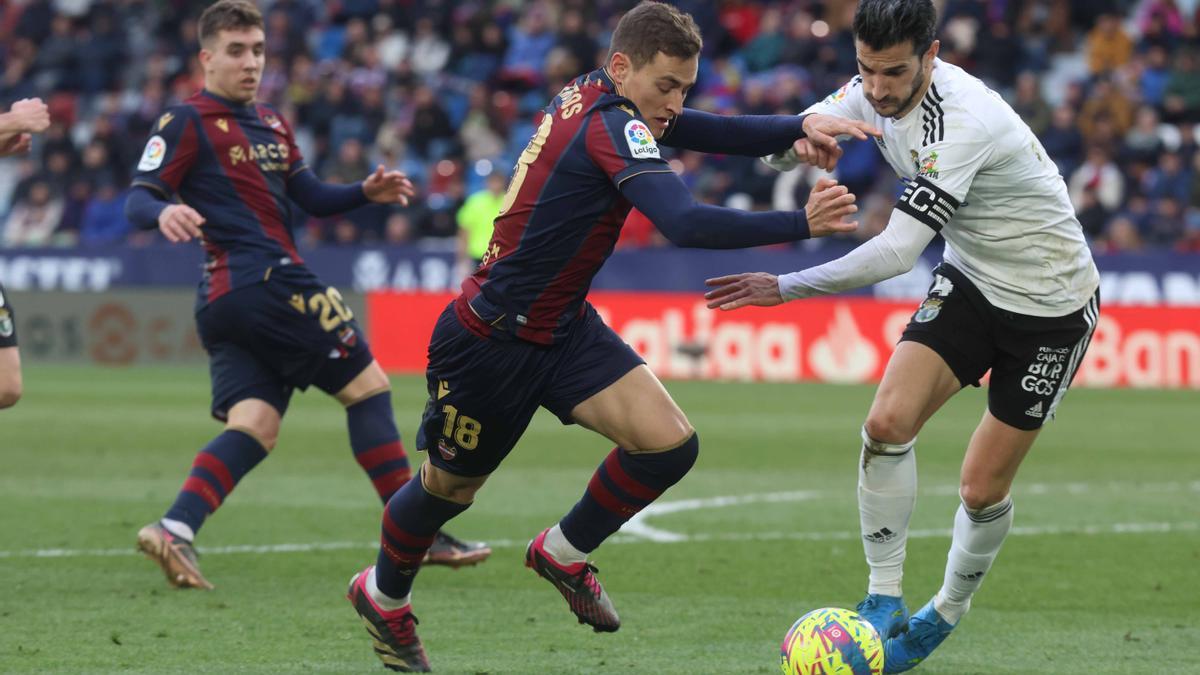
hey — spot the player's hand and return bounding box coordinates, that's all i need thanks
[363,165,416,206]
[158,204,205,243]
[0,133,32,156]
[9,98,51,133]
[804,177,858,238]
[789,138,840,172]
[703,272,784,311]
[800,114,881,169]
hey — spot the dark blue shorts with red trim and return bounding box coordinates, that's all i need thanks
[196,277,373,421]
[414,297,644,477]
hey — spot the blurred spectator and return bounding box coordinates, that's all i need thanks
[500,5,555,89]
[1138,45,1173,106]
[1124,105,1165,162]
[456,171,506,271]
[410,16,451,78]
[1142,151,1192,203]
[1070,146,1125,213]
[1100,215,1144,252]
[79,184,130,246]
[1147,196,1187,244]
[1012,72,1052,138]
[1078,77,1135,144]
[1042,105,1086,177]
[1087,13,1133,75]
[1163,48,1200,124]
[409,85,456,160]
[4,180,63,246]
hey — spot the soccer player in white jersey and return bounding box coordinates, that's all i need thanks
[704,0,1100,671]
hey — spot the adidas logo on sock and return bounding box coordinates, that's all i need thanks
[863,527,896,543]
[1025,401,1044,418]
[954,569,985,581]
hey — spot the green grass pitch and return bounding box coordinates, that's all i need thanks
[1,365,1197,673]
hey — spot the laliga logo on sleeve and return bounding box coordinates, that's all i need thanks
[624,119,660,159]
[137,136,167,171]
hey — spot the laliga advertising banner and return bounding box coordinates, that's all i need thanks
[366,292,1200,389]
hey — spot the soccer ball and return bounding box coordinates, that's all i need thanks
[780,607,884,675]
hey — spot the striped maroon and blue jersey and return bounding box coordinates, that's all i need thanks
[132,90,315,307]
[460,68,673,345]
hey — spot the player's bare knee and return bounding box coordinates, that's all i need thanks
[861,426,915,457]
[958,483,1007,512]
[863,412,917,446]
[422,464,487,505]
[624,414,693,454]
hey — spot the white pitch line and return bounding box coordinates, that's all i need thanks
[0,521,1197,560]
[1,480,1197,560]
[622,479,1200,542]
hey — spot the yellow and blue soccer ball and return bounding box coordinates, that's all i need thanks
[780,607,884,675]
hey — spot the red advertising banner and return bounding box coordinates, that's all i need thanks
[366,292,1200,389]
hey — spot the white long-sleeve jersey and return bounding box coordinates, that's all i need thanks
[767,59,1099,317]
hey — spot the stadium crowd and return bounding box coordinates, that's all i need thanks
[0,0,1198,252]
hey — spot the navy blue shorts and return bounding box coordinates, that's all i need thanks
[196,279,374,421]
[414,298,645,477]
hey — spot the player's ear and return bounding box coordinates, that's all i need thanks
[925,39,940,64]
[609,51,630,83]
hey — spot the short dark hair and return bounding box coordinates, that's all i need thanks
[199,0,264,47]
[609,1,703,69]
[852,0,937,56]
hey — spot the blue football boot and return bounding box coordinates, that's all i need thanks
[855,593,909,640]
[882,600,956,673]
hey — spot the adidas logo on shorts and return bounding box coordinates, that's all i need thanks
[1025,401,1044,418]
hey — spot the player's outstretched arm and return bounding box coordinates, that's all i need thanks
[125,186,205,243]
[620,172,857,249]
[285,165,415,217]
[663,109,879,162]
[703,208,937,311]
[764,113,882,173]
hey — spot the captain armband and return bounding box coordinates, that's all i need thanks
[895,177,960,232]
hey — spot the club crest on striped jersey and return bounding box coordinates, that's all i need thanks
[624,119,659,159]
[911,149,940,179]
[137,135,167,171]
[262,114,284,132]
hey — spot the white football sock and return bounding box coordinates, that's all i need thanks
[160,518,195,543]
[858,427,917,598]
[366,566,411,611]
[542,523,587,565]
[933,495,1014,625]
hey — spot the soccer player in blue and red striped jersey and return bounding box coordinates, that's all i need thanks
[124,0,489,592]
[345,2,880,670]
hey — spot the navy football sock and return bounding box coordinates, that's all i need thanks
[559,433,700,553]
[347,391,412,502]
[163,429,268,537]
[374,475,470,599]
